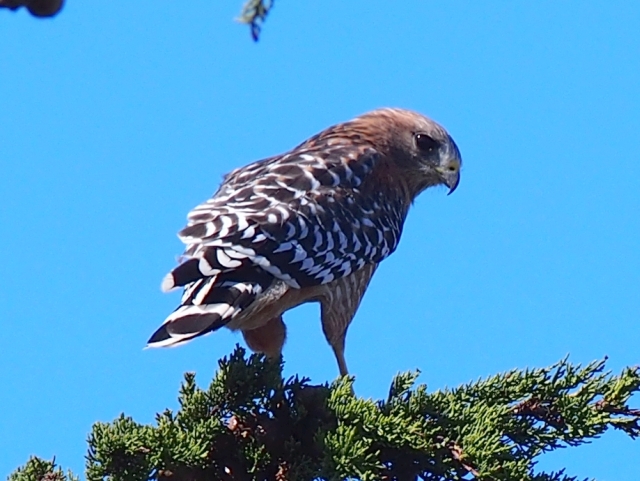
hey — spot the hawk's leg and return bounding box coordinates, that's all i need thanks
[330,334,349,377]
[320,263,377,377]
[241,315,286,359]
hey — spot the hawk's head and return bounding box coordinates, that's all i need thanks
[355,108,462,198]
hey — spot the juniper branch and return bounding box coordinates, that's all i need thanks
[9,347,639,481]
[237,0,274,41]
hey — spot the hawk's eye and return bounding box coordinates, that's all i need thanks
[415,133,439,153]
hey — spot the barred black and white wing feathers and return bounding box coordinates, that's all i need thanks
[147,263,274,347]
[148,132,409,348]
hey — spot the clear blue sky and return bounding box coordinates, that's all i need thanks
[1,1,638,478]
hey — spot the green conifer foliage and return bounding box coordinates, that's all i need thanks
[9,347,639,481]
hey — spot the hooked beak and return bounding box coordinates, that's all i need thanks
[436,165,460,195]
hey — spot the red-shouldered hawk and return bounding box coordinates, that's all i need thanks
[147,108,461,376]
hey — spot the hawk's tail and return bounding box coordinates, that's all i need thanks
[147,266,273,348]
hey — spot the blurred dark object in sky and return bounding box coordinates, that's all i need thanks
[0,0,63,17]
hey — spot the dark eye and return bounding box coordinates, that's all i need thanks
[415,133,439,153]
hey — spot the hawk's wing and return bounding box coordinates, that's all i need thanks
[164,140,407,292]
